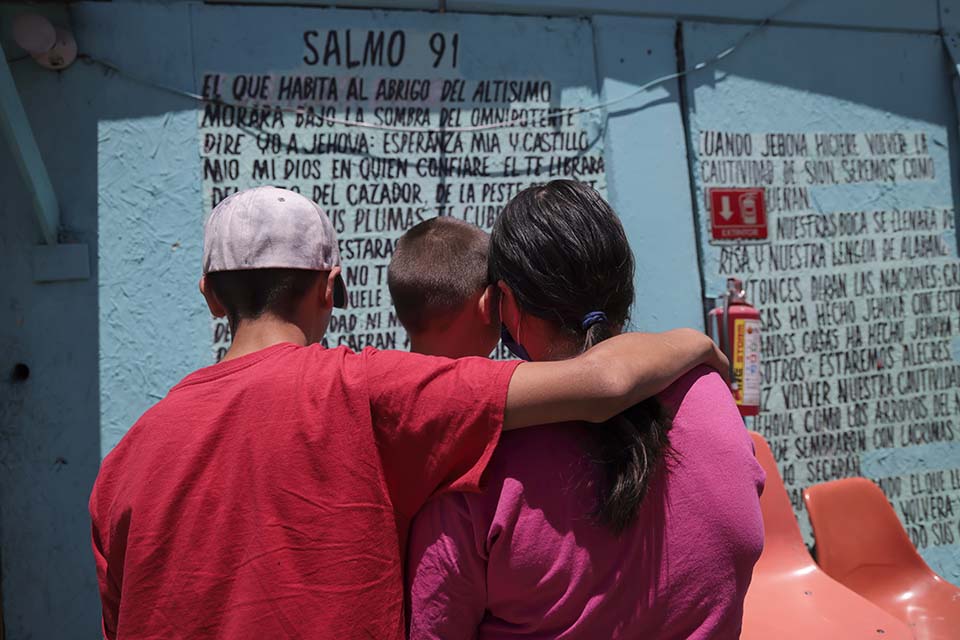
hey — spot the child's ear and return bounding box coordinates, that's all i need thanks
[199,276,227,318]
[477,284,499,326]
[320,266,341,309]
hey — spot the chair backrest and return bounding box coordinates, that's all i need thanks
[744,435,918,640]
[748,432,812,566]
[804,477,924,581]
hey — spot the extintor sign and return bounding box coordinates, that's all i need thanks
[709,187,768,240]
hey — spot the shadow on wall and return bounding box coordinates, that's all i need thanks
[0,2,212,637]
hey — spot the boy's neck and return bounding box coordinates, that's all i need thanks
[221,317,309,362]
[409,312,493,358]
[410,332,482,359]
[408,304,494,359]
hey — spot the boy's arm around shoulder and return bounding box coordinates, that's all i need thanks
[504,328,728,430]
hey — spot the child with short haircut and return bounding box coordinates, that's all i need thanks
[90,187,728,640]
[388,217,500,358]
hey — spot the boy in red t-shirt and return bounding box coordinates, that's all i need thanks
[90,187,726,640]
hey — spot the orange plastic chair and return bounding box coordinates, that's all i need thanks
[804,477,960,639]
[741,432,914,639]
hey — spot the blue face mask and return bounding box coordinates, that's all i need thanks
[500,324,531,361]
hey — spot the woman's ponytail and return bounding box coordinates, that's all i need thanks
[581,313,673,534]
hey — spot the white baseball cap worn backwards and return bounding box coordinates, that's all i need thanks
[202,186,348,308]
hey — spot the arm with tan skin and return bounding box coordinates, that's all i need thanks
[503,328,728,430]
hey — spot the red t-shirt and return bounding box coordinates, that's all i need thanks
[89,343,519,639]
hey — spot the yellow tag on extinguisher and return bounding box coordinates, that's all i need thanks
[731,318,761,407]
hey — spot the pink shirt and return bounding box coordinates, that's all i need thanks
[406,367,765,639]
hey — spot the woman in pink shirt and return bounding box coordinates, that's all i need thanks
[406,180,766,639]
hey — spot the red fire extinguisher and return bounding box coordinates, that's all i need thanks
[708,278,761,417]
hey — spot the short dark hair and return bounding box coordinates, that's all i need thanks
[205,268,322,331]
[387,217,490,334]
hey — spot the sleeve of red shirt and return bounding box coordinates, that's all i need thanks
[89,481,120,639]
[406,492,488,640]
[362,348,521,519]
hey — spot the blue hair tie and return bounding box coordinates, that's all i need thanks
[581,311,608,330]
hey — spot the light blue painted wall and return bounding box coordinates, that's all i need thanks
[1,2,959,637]
[199,0,943,33]
[446,0,942,32]
[83,3,211,456]
[592,15,705,332]
[683,21,960,577]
